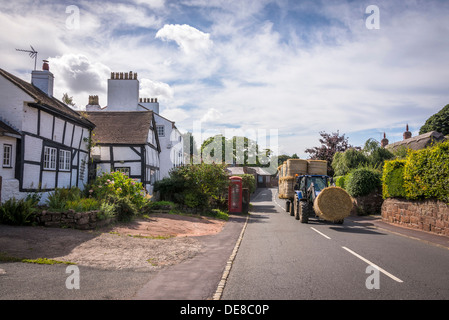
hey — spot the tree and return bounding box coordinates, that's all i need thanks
[305,131,352,176]
[62,93,75,107]
[200,134,265,166]
[419,104,449,136]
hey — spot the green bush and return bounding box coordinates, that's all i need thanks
[155,163,229,210]
[88,171,146,210]
[382,160,406,199]
[46,187,82,211]
[345,167,382,197]
[110,195,138,222]
[234,174,256,194]
[65,198,100,212]
[0,198,36,226]
[403,141,449,203]
[97,201,116,220]
[334,175,346,189]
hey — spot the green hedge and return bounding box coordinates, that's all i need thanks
[403,141,449,203]
[382,141,449,203]
[345,167,382,197]
[382,160,406,199]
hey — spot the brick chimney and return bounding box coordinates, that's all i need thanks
[31,60,54,96]
[403,124,412,140]
[381,132,389,148]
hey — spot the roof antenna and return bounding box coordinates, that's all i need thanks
[15,45,38,70]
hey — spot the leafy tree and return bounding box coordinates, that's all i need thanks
[305,131,353,176]
[419,104,449,136]
[62,93,75,107]
[201,135,265,166]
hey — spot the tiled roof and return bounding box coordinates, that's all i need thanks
[0,68,94,128]
[0,119,21,136]
[83,111,157,146]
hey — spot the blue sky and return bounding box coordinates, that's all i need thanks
[1,0,449,158]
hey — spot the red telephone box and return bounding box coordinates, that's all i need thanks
[228,176,243,213]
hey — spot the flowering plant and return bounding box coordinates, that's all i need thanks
[89,171,146,209]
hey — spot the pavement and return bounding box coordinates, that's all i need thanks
[133,213,249,300]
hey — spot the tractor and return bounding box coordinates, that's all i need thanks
[289,175,343,224]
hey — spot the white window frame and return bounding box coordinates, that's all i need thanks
[59,149,71,171]
[3,144,12,168]
[43,146,57,170]
[156,125,165,137]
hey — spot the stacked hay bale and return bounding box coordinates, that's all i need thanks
[279,159,308,199]
[313,187,353,222]
[307,160,328,175]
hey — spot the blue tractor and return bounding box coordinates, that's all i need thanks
[290,175,342,224]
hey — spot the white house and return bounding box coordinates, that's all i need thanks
[0,63,95,202]
[83,110,161,195]
[85,71,183,181]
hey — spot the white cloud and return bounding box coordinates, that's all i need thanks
[48,54,111,108]
[156,24,213,54]
[139,78,174,102]
[200,108,223,123]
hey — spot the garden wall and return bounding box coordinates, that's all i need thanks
[381,198,449,236]
[34,210,115,230]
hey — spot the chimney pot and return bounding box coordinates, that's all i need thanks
[403,124,412,140]
[42,60,49,71]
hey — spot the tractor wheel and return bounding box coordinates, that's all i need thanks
[299,201,309,224]
[290,198,295,216]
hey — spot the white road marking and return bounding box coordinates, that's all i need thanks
[342,246,403,283]
[310,227,331,239]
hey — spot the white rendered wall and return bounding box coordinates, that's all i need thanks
[107,79,139,111]
[0,75,33,131]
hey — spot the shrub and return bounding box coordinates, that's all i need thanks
[382,160,406,199]
[0,198,36,226]
[155,163,229,210]
[107,195,138,222]
[97,201,116,220]
[345,167,382,197]
[403,141,449,203]
[65,198,100,212]
[334,175,346,189]
[46,187,81,211]
[89,171,146,210]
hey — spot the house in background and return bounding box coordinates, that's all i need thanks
[382,125,447,152]
[0,62,95,202]
[83,110,160,195]
[84,71,183,185]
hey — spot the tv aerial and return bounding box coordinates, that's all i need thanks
[15,45,38,70]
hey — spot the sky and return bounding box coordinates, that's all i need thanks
[1,0,449,159]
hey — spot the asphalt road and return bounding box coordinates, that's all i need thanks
[221,188,449,300]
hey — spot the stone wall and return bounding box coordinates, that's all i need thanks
[381,198,449,236]
[34,210,115,230]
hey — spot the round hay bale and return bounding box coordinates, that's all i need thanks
[313,187,353,222]
[307,160,328,175]
[286,159,308,176]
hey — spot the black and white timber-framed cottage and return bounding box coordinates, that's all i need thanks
[82,111,161,195]
[0,63,95,202]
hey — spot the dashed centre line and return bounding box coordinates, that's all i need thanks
[310,227,331,239]
[341,246,403,283]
